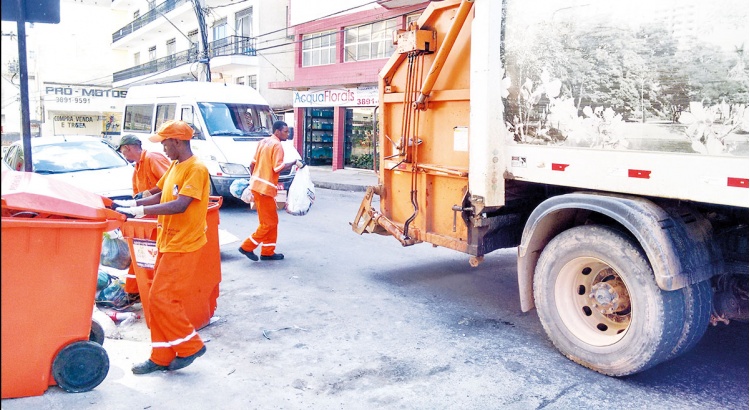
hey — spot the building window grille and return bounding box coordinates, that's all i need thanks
[302,30,336,67]
[344,17,399,62]
[249,74,257,89]
[166,38,176,55]
[213,17,228,44]
[148,46,156,61]
[235,7,253,37]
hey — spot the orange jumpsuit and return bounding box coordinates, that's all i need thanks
[148,155,210,366]
[124,150,170,294]
[240,136,284,257]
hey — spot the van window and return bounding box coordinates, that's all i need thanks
[155,103,177,131]
[123,104,154,132]
[198,102,275,137]
[181,105,205,140]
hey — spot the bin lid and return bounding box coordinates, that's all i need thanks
[1,167,126,222]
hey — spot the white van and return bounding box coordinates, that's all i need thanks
[119,81,301,197]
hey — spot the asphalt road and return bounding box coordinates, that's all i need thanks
[3,189,748,409]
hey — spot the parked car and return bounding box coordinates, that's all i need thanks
[2,135,134,200]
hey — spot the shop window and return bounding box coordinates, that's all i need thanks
[344,107,376,170]
[304,107,334,165]
[344,18,399,62]
[302,30,337,67]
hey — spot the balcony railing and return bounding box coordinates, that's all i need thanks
[113,48,197,83]
[209,35,257,57]
[113,37,256,83]
[112,0,189,43]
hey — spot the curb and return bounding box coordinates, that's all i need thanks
[312,181,370,192]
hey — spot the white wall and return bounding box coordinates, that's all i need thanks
[289,0,376,26]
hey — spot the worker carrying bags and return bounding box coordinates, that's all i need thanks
[285,165,315,216]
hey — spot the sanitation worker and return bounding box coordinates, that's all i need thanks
[239,120,303,261]
[116,134,170,297]
[113,120,209,374]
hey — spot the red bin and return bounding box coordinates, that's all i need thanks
[120,196,222,330]
[1,168,124,398]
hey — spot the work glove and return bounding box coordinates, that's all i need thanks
[133,190,153,200]
[133,192,143,200]
[113,199,137,208]
[295,159,306,169]
[116,206,145,219]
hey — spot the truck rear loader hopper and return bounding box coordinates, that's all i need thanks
[352,0,749,376]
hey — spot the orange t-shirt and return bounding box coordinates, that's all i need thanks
[249,135,284,197]
[133,150,170,194]
[155,155,210,253]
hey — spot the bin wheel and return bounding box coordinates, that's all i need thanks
[52,341,109,393]
[89,320,105,346]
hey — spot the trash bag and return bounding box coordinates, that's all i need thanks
[285,166,315,216]
[100,230,131,270]
[95,276,130,309]
[230,178,250,199]
[97,269,113,291]
[240,186,255,204]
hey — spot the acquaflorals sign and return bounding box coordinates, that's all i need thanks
[293,86,378,107]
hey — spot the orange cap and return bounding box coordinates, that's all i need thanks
[149,120,194,143]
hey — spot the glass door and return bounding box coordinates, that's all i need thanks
[344,107,375,170]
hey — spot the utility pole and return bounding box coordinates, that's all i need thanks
[15,0,33,171]
[191,0,210,82]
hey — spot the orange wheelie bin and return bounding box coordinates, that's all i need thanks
[1,169,125,398]
[120,196,222,330]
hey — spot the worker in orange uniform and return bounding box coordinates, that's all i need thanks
[239,120,303,261]
[116,134,171,296]
[113,120,210,374]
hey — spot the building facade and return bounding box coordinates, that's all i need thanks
[270,1,428,170]
[1,0,124,141]
[109,0,294,111]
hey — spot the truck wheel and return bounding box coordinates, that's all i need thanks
[667,279,712,360]
[533,225,684,376]
[52,341,109,393]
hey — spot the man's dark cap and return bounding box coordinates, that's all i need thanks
[117,134,142,151]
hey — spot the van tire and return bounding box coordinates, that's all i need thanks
[533,225,685,376]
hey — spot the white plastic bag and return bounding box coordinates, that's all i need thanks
[285,166,315,216]
[240,186,255,204]
[229,178,250,200]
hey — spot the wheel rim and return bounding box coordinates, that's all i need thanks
[555,256,631,347]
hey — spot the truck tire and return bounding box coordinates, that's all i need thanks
[533,224,685,376]
[667,279,712,360]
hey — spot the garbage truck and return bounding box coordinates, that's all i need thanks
[352,0,748,376]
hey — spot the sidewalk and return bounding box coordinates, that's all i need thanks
[306,165,378,192]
